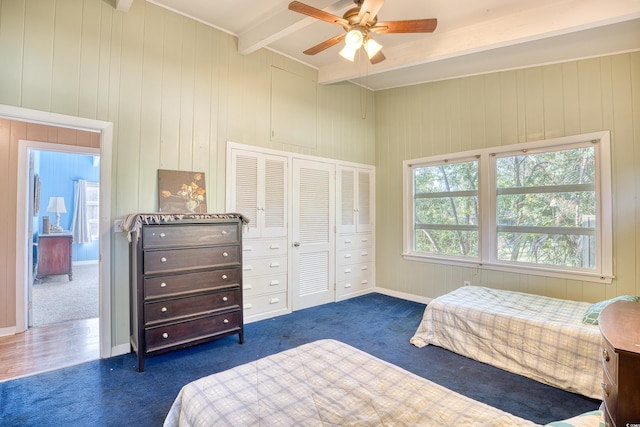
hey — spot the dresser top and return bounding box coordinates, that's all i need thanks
[599,300,640,356]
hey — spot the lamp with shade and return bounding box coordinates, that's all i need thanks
[47,197,67,232]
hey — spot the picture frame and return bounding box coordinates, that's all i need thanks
[158,169,207,213]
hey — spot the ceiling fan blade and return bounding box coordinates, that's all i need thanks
[357,0,385,25]
[372,19,438,34]
[303,33,346,55]
[288,1,346,26]
[369,50,385,64]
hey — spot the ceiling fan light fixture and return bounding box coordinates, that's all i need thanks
[364,37,382,59]
[339,44,358,61]
[344,28,364,49]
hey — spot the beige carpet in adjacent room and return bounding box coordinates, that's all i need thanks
[32,263,99,327]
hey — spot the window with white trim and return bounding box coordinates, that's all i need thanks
[86,181,100,241]
[403,132,613,283]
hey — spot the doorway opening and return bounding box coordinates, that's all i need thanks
[29,149,100,330]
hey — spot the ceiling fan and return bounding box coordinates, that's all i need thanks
[288,0,437,64]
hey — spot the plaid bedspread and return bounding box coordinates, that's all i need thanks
[163,339,540,426]
[410,286,602,399]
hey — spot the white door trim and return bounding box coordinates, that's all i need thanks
[2,104,114,359]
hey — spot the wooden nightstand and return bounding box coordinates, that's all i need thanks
[36,233,73,281]
[599,300,640,427]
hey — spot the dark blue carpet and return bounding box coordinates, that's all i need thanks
[0,293,599,426]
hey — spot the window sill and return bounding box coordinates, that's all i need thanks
[402,253,614,284]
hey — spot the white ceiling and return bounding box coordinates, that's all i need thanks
[138,0,640,91]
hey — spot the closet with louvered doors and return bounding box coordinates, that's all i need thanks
[229,148,288,323]
[336,166,375,299]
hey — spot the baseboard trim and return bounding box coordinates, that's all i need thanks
[374,287,432,305]
[0,326,17,338]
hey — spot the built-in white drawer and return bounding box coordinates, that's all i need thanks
[242,238,287,259]
[337,248,372,267]
[242,274,287,298]
[243,256,287,277]
[243,292,288,317]
[336,266,374,297]
[336,262,373,283]
[337,233,373,250]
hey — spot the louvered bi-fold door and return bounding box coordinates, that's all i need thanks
[292,159,335,310]
[230,151,287,239]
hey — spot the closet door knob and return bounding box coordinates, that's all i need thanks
[293,242,301,247]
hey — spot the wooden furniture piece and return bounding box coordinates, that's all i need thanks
[129,218,244,372]
[599,300,640,427]
[36,233,73,281]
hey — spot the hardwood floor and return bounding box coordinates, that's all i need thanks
[0,317,99,382]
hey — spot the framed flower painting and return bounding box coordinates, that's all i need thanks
[158,169,208,213]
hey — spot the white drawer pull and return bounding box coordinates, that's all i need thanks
[270,244,280,249]
[361,266,368,270]
[361,251,369,256]
[270,280,280,286]
[160,257,167,263]
[345,283,352,288]
[361,238,368,242]
[244,303,253,309]
[344,239,352,243]
[222,252,228,257]
[270,262,280,268]
[222,274,228,280]
[160,282,167,288]
[243,265,253,271]
[160,233,166,238]
[161,307,167,312]
[222,296,228,302]
[344,254,352,258]
[344,268,352,273]
[243,284,253,290]
[162,333,169,339]
[361,280,369,284]
[244,246,253,252]
[269,297,280,304]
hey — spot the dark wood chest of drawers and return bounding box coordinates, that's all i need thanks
[129,218,244,372]
[599,300,640,427]
[37,233,73,281]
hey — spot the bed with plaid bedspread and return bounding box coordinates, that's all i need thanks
[164,339,545,426]
[410,286,602,399]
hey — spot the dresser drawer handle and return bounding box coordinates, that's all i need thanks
[344,268,352,273]
[159,233,166,238]
[269,297,280,304]
[270,244,280,249]
[602,348,610,362]
[160,282,167,288]
[344,239,352,244]
[223,319,229,324]
[161,307,167,312]
[362,266,368,270]
[361,238,368,242]
[221,230,228,235]
[222,296,228,302]
[222,252,228,257]
[361,251,369,256]
[361,280,369,284]
[270,262,280,268]
[160,257,167,263]
[344,254,352,258]
[222,274,228,280]
[601,382,609,397]
[270,280,279,286]
[345,283,352,288]
[162,332,169,339]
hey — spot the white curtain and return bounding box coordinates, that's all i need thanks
[71,179,91,244]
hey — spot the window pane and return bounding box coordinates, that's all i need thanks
[413,160,478,257]
[495,146,596,269]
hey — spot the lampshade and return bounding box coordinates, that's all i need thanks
[339,44,358,61]
[364,38,383,58]
[47,197,67,214]
[344,28,364,50]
